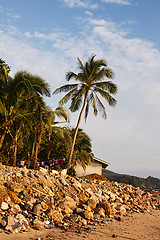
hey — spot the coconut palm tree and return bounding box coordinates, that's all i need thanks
[53,55,117,168]
[0,70,50,167]
[47,107,70,160]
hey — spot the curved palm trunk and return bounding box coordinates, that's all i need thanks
[67,92,88,169]
[0,130,6,150]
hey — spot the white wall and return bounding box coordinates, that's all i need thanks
[75,161,102,177]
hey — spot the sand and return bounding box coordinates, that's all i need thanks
[1,210,160,240]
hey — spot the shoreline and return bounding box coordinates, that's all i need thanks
[1,210,160,240]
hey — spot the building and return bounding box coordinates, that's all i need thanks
[75,157,110,177]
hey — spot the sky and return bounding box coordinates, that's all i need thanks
[0,0,160,178]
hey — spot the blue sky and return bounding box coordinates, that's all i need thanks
[0,0,160,178]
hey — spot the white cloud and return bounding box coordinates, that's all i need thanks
[1,15,160,177]
[61,0,98,9]
[102,0,131,5]
[85,10,93,16]
[24,31,63,41]
[12,14,21,19]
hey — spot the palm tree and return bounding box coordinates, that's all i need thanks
[47,107,70,160]
[0,70,50,167]
[0,59,11,149]
[0,58,10,100]
[53,55,117,169]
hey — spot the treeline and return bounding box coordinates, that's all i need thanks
[0,58,92,170]
[102,169,160,189]
[0,55,117,171]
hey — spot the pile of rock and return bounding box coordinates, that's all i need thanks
[0,163,159,234]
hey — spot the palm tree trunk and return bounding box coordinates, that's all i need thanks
[67,92,88,169]
[0,130,6,150]
[33,130,42,169]
[13,143,17,167]
[47,141,53,160]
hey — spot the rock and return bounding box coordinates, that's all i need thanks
[32,219,44,230]
[48,208,64,222]
[94,207,106,218]
[76,207,84,214]
[83,210,94,220]
[97,201,111,216]
[10,203,21,214]
[60,196,77,210]
[116,204,127,215]
[5,215,21,233]
[16,214,30,231]
[32,203,43,217]
[60,177,68,186]
[0,219,7,227]
[0,202,9,210]
[0,163,157,234]
[60,169,67,176]
[15,171,22,178]
[79,193,89,203]
[87,196,99,210]
[61,206,73,216]
[94,214,101,220]
[80,217,87,226]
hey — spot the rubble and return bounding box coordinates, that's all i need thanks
[0,162,159,235]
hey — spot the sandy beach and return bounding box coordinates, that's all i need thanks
[1,210,160,240]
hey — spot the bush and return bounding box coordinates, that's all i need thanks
[0,153,10,165]
[67,166,76,177]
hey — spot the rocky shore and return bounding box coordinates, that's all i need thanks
[0,163,159,236]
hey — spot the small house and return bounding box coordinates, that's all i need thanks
[75,157,110,177]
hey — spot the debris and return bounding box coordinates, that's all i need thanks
[0,162,158,235]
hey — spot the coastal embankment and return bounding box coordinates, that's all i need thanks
[0,163,159,239]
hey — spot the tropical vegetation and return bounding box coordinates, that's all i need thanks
[53,55,117,168]
[0,55,117,173]
[0,59,69,169]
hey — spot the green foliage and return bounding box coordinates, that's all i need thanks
[53,55,117,121]
[67,166,76,177]
[0,152,10,165]
[0,57,92,171]
[102,169,160,189]
[53,55,117,168]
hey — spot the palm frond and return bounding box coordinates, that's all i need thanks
[70,97,82,112]
[53,83,78,94]
[95,87,117,107]
[59,87,78,105]
[89,92,98,116]
[0,99,6,115]
[94,81,117,94]
[95,93,107,119]
[69,86,85,112]
[54,106,70,122]
[66,72,77,81]
[77,57,86,73]
[84,97,90,122]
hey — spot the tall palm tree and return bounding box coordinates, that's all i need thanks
[53,55,118,168]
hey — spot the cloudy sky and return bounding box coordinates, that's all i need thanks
[0,0,160,178]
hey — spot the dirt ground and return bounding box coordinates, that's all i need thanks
[1,210,160,240]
